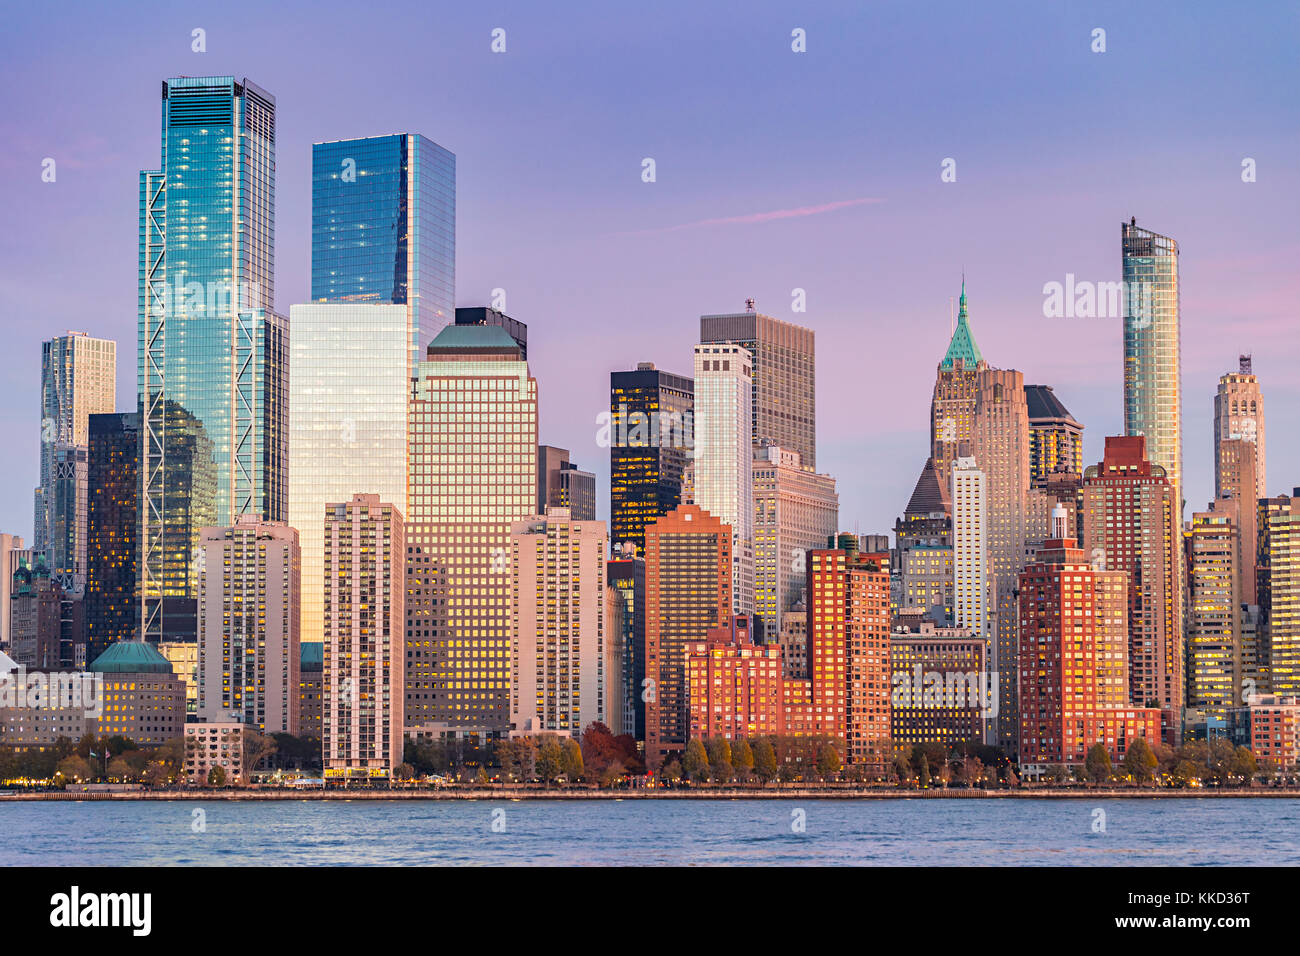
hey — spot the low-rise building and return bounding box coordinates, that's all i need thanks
[184,722,245,786]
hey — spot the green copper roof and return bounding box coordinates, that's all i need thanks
[940,278,983,370]
[89,641,174,675]
[427,323,519,351]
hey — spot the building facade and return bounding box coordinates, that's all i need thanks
[288,303,411,646]
[699,307,816,468]
[609,363,694,556]
[752,443,837,637]
[85,413,139,662]
[1081,436,1183,727]
[692,343,754,620]
[1122,219,1182,503]
[35,331,117,595]
[1018,524,1160,771]
[138,76,286,646]
[1258,492,1300,697]
[1025,384,1083,489]
[1214,355,1266,502]
[323,495,405,782]
[405,325,538,735]
[509,508,608,736]
[312,133,456,355]
[196,517,300,734]
[644,505,731,770]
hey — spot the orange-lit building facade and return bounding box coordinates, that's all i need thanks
[1080,435,1182,741]
[1018,526,1160,772]
[685,616,782,741]
[644,504,731,770]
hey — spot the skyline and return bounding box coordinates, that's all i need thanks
[4,1,1299,544]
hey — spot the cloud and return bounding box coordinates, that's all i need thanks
[618,197,884,235]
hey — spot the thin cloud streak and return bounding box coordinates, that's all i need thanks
[617,197,884,236]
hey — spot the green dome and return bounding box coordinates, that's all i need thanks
[89,641,174,675]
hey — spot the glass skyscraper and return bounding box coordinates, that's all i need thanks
[1122,218,1182,501]
[609,363,694,556]
[35,332,116,595]
[138,76,286,644]
[312,134,456,366]
[287,303,411,645]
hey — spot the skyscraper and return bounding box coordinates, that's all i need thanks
[1081,436,1182,727]
[509,507,609,735]
[700,306,816,468]
[323,495,405,782]
[85,412,140,662]
[969,367,1032,750]
[139,76,286,645]
[1258,492,1300,697]
[1018,513,1160,772]
[196,516,301,734]
[1122,219,1182,504]
[752,443,838,636]
[800,549,892,769]
[644,504,731,770]
[1024,384,1083,489]
[1186,510,1242,723]
[931,280,986,491]
[312,133,456,359]
[896,458,954,624]
[287,303,410,646]
[405,325,538,735]
[609,363,694,556]
[952,457,989,660]
[537,446,597,521]
[693,343,754,620]
[1214,355,1266,502]
[35,332,116,594]
[606,555,646,739]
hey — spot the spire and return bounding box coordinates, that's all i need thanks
[941,277,983,370]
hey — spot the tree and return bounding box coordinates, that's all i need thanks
[918,754,930,789]
[892,753,913,787]
[106,755,137,783]
[1231,746,1257,784]
[815,743,842,780]
[242,730,277,778]
[659,759,682,785]
[580,722,619,779]
[683,739,711,784]
[207,766,228,788]
[1085,744,1112,784]
[561,738,584,782]
[56,755,94,784]
[394,763,415,782]
[752,737,778,785]
[535,737,565,784]
[1122,737,1157,784]
[1046,764,1069,785]
[731,739,754,782]
[475,765,490,786]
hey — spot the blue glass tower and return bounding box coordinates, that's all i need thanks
[311,134,456,370]
[138,76,286,643]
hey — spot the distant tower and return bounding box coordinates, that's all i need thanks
[1214,355,1266,502]
[931,279,986,490]
[1121,219,1182,504]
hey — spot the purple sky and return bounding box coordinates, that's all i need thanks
[3,0,1297,541]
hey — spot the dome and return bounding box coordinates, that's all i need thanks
[88,641,175,675]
